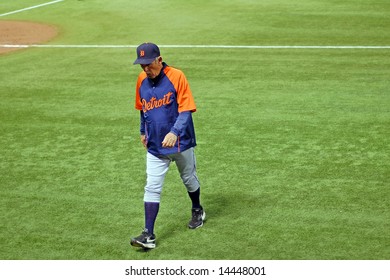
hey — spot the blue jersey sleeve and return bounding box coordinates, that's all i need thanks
[170,111,191,136]
[140,111,146,135]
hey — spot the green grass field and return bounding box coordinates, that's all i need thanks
[1,0,389,260]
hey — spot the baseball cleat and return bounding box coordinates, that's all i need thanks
[130,228,156,249]
[188,207,206,229]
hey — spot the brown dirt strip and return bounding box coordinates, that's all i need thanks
[0,20,58,55]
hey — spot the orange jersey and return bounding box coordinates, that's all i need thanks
[135,65,196,113]
[135,63,197,156]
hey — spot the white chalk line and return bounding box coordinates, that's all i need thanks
[0,0,64,17]
[1,44,390,49]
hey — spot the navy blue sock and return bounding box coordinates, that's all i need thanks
[188,187,201,209]
[144,202,159,234]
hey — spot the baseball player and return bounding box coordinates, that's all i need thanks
[130,42,205,249]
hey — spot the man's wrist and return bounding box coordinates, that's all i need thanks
[170,128,179,136]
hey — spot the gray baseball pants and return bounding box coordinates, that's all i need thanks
[144,147,200,203]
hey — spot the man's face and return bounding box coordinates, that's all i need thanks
[141,56,162,79]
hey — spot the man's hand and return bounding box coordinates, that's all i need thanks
[140,134,147,148]
[162,132,178,148]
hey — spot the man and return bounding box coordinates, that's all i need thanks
[130,42,205,249]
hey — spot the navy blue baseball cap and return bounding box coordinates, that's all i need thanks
[133,42,160,65]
